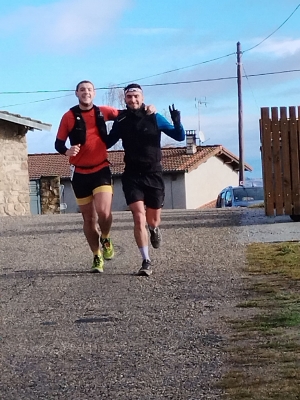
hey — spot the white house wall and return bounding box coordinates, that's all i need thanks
[185,156,239,209]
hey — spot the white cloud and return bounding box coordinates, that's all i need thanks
[0,0,132,53]
[248,37,300,57]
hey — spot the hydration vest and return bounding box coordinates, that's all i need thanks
[68,105,107,145]
[116,108,162,173]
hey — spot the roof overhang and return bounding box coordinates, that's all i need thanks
[0,111,52,131]
[216,146,252,172]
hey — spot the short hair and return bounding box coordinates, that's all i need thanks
[76,80,94,91]
[124,83,143,93]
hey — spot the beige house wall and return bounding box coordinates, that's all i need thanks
[0,120,30,216]
[185,156,239,209]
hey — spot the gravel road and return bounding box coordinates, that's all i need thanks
[238,207,300,243]
[1,208,299,399]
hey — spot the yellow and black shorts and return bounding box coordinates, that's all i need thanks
[72,166,113,206]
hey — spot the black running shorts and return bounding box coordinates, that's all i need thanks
[72,166,112,205]
[121,171,165,209]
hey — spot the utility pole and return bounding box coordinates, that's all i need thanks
[237,41,244,185]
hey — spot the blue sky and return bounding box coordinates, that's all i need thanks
[1,0,300,178]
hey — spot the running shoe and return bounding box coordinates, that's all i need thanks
[149,226,162,249]
[100,237,115,260]
[91,254,104,273]
[136,259,152,276]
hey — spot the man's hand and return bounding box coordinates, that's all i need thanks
[169,104,181,125]
[66,144,81,157]
[145,104,156,115]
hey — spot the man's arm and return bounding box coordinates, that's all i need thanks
[99,105,119,121]
[155,106,185,142]
[55,113,69,155]
[55,138,68,155]
[54,111,82,156]
[106,120,122,149]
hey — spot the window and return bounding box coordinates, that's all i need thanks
[233,187,264,202]
[220,191,226,207]
[225,190,232,202]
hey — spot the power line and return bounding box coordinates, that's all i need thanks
[1,3,299,97]
[243,3,300,53]
[1,68,300,108]
[0,52,237,95]
[127,68,300,88]
[115,52,237,86]
[1,67,300,97]
[110,3,300,86]
[242,65,260,110]
[0,93,73,108]
[0,89,73,95]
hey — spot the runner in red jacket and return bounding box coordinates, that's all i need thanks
[55,80,118,273]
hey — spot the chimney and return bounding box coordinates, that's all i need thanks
[185,130,197,154]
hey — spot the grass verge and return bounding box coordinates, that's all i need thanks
[220,241,300,399]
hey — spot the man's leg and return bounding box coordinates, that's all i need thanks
[93,191,113,237]
[93,190,114,260]
[79,200,100,253]
[129,201,152,276]
[144,172,164,249]
[146,207,162,229]
[146,208,162,249]
[129,201,148,247]
[78,199,104,273]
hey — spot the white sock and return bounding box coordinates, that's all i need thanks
[139,246,150,261]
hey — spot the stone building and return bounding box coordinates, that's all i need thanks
[0,111,51,216]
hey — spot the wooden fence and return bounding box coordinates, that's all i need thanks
[260,106,300,217]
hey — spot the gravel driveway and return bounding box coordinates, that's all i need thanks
[1,208,299,399]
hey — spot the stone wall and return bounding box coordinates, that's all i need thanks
[40,176,61,214]
[0,120,30,216]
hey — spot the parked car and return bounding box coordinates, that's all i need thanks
[216,185,264,208]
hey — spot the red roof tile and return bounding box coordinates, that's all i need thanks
[28,153,71,179]
[28,146,252,179]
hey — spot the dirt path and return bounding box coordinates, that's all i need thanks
[0,209,258,399]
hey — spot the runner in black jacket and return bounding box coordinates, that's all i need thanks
[106,83,185,276]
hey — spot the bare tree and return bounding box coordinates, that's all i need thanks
[102,85,125,150]
[102,85,125,109]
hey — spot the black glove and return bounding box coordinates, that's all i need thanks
[169,104,181,126]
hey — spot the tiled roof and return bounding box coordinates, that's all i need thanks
[159,146,223,173]
[109,145,252,175]
[0,111,52,131]
[28,146,252,179]
[28,153,71,179]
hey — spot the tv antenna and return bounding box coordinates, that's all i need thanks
[195,97,209,144]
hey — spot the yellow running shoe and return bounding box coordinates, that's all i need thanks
[91,254,104,273]
[100,237,115,260]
